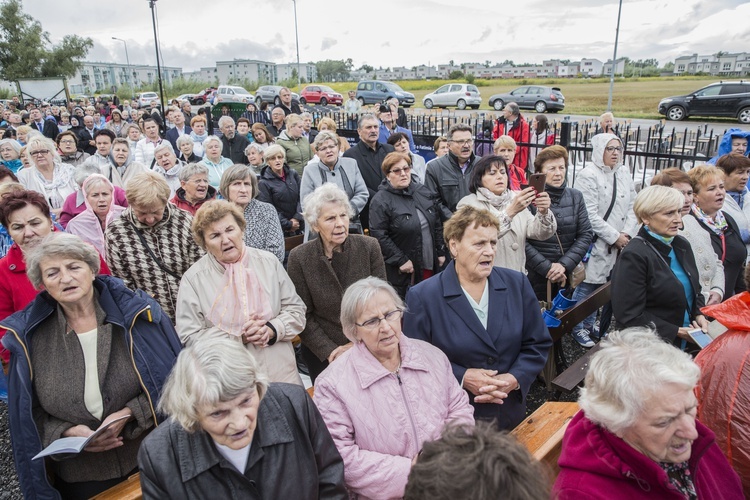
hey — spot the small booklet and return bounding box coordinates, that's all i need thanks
[33,415,130,460]
[688,328,713,349]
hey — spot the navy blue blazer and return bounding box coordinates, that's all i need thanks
[404,261,551,429]
[166,125,192,154]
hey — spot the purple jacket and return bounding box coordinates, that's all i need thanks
[553,411,743,499]
[314,334,474,500]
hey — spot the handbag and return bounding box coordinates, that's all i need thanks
[555,234,586,288]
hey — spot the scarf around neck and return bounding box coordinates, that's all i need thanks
[477,186,512,210]
[190,130,208,144]
[692,204,728,235]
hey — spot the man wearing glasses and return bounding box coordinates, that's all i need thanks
[425,123,481,219]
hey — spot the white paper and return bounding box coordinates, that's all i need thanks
[33,414,130,460]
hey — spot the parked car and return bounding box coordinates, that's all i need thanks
[189,88,216,105]
[356,80,415,107]
[659,81,750,124]
[137,92,160,107]
[488,86,565,113]
[215,85,255,104]
[174,94,195,103]
[299,85,342,106]
[423,83,481,110]
[254,85,300,107]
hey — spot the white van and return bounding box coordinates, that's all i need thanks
[215,85,254,104]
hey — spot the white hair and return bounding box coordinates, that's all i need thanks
[218,115,235,128]
[203,135,223,152]
[179,162,209,182]
[302,183,353,228]
[633,185,684,225]
[25,233,101,289]
[579,327,700,434]
[340,277,404,341]
[153,141,175,156]
[176,135,194,148]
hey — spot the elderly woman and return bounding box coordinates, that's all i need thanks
[287,184,386,383]
[109,137,147,187]
[252,122,276,150]
[553,327,743,499]
[387,132,427,184]
[716,153,750,253]
[0,232,181,499]
[404,206,551,429]
[457,155,556,273]
[651,168,725,305]
[0,138,23,173]
[105,107,125,136]
[221,164,285,262]
[524,146,592,313]
[688,165,747,298]
[175,134,201,163]
[276,114,313,176]
[198,135,234,188]
[258,145,304,237]
[59,163,128,228]
[17,136,77,217]
[137,335,346,498]
[314,277,474,499]
[612,185,708,346]
[369,152,446,298]
[106,171,202,321]
[316,116,349,153]
[493,135,526,190]
[175,200,305,384]
[170,162,217,216]
[152,142,184,197]
[300,131,369,231]
[123,123,142,153]
[66,174,126,258]
[16,124,32,146]
[244,142,265,174]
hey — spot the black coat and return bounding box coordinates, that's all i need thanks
[424,151,480,219]
[77,127,97,155]
[688,212,747,298]
[31,119,59,140]
[525,185,593,300]
[342,140,395,230]
[220,133,251,165]
[611,227,705,343]
[138,383,347,500]
[369,178,446,297]
[257,164,304,235]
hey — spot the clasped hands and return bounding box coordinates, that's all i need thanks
[463,369,519,404]
[241,314,273,347]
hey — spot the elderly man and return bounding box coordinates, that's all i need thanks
[277,87,302,116]
[378,102,415,152]
[29,107,58,139]
[218,115,250,165]
[165,106,192,153]
[492,102,529,171]
[169,163,217,215]
[78,115,98,155]
[152,142,185,197]
[267,106,286,137]
[81,129,118,182]
[300,112,317,143]
[343,113,395,230]
[344,90,361,129]
[386,97,408,129]
[598,112,616,135]
[181,100,194,124]
[135,117,165,168]
[425,123,481,219]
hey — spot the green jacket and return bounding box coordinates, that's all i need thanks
[276,131,313,175]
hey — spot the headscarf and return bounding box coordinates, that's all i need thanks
[65,174,126,258]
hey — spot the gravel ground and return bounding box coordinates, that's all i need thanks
[0,401,21,500]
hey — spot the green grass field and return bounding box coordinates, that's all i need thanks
[319,76,725,119]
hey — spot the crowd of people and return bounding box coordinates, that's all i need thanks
[0,92,748,499]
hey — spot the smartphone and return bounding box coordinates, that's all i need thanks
[687,328,712,349]
[528,173,546,194]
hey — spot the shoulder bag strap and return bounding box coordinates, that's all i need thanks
[127,217,181,280]
[590,173,618,245]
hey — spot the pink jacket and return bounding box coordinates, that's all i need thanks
[314,334,474,500]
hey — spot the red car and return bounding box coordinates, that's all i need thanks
[299,85,343,106]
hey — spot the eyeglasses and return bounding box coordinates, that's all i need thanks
[356,309,404,330]
[605,146,624,153]
[29,149,50,156]
[389,167,411,176]
[450,139,474,146]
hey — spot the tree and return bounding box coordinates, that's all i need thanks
[358,64,374,73]
[448,70,464,79]
[484,60,492,68]
[465,74,475,84]
[0,0,92,81]
[315,59,351,82]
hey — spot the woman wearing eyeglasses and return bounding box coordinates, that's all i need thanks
[369,152,447,298]
[17,136,78,218]
[314,277,473,500]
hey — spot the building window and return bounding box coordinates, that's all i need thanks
[678,65,685,71]
[723,63,732,70]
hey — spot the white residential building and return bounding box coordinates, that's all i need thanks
[580,59,603,77]
[602,58,626,76]
[673,52,750,76]
[216,59,276,85]
[68,62,182,95]
[276,63,318,83]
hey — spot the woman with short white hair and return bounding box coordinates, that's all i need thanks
[554,327,743,499]
[17,136,77,217]
[137,334,347,498]
[244,142,265,174]
[175,134,201,163]
[258,144,304,237]
[198,135,234,188]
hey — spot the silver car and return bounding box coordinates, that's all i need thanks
[423,84,481,110]
[215,85,255,104]
[255,85,300,107]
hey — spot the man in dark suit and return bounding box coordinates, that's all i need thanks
[165,106,192,153]
[77,115,97,155]
[342,113,394,230]
[218,116,250,165]
[29,107,59,140]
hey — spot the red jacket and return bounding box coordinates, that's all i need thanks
[169,186,217,216]
[553,411,743,499]
[695,292,750,498]
[0,242,110,363]
[492,114,530,170]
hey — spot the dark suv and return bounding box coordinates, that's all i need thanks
[658,81,750,124]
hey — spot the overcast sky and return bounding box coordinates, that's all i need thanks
[25,0,750,72]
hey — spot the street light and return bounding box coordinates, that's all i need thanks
[293,0,301,89]
[111,37,132,89]
[606,0,624,112]
[148,0,166,123]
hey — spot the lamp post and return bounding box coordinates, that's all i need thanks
[148,0,166,123]
[111,37,132,90]
[606,0,623,112]
[293,0,301,90]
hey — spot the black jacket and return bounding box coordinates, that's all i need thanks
[138,383,347,500]
[424,151,481,219]
[689,212,747,298]
[611,227,705,343]
[342,140,395,230]
[221,133,251,165]
[369,177,446,296]
[279,102,302,116]
[77,127,97,155]
[257,164,304,235]
[525,185,593,299]
[31,119,59,140]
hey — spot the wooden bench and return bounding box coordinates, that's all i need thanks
[91,472,142,500]
[510,401,579,479]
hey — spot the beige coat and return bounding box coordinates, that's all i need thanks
[176,246,306,385]
[457,191,556,273]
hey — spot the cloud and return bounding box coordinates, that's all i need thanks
[472,27,492,44]
[321,37,337,51]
